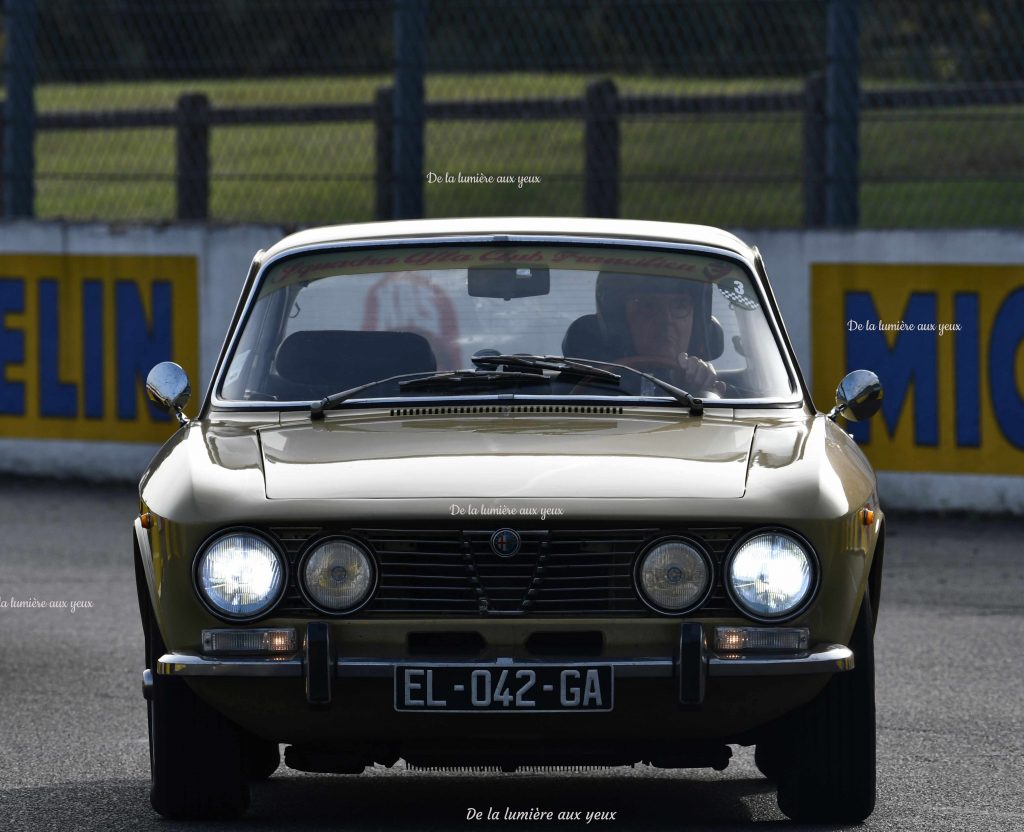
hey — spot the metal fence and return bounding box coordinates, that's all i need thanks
[2,0,1023,228]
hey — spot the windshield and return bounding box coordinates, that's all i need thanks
[219,243,795,405]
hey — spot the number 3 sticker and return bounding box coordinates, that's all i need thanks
[716,276,760,310]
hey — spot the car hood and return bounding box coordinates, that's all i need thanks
[258,411,755,500]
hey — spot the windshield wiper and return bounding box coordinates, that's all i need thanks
[556,355,704,415]
[470,353,621,381]
[470,353,701,414]
[310,368,558,419]
[309,353,699,420]
[310,370,441,419]
[398,369,555,391]
[476,353,701,414]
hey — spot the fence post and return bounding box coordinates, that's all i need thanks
[375,87,394,221]
[584,79,619,218]
[176,93,210,221]
[803,73,827,227]
[3,0,37,218]
[393,0,427,220]
[825,0,860,227]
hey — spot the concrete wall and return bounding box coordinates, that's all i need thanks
[0,222,1021,513]
[745,229,1023,384]
[0,222,284,480]
[744,229,1024,514]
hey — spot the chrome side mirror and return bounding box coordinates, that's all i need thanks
[146,362,191,426]
[828,369,882,423]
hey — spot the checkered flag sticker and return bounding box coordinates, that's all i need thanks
[715,276,760,311]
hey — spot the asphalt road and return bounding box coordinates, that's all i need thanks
[1,477,1022,831]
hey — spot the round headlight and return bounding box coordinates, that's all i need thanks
[196,532,285,620]
[727,531,815,620]
[301,538,375,613]
[636,538,712,613]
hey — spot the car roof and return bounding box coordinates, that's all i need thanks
[261,217,756,262]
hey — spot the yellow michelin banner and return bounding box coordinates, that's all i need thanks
[0,254,198,443]
[812,263,1024,476]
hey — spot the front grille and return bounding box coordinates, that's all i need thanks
[269,526,742,618]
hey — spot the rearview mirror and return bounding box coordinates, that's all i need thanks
[146,362,191,426]
[829,369,883,423]
[468,267,550,300]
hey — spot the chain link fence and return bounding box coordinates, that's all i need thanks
[2,0,1023,228]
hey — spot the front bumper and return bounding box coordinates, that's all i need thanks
[150,622,853,708]
[156,644,853,678]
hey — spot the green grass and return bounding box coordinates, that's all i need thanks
[26,73,1024,227]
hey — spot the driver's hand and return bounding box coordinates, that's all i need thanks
[676,352,726,396]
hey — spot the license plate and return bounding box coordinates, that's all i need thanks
[394,665,613,712]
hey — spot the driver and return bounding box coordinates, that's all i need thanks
[595,272,725,395]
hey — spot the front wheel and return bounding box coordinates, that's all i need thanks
[775,597,876,823]
[147,610,250,819]
[242,732,281,780]
[753,741,783,782]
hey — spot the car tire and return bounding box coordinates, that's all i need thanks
[242,732,281,780]
[147,610,250,819]
[753,741,783,781]
[775,597,876,823]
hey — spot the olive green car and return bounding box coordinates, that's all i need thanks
[136,218,885,822]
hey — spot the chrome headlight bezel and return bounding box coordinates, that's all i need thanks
[724,528,820,623]
[297,536,378,616]
[633,536,714,616]
[192,528,288,623]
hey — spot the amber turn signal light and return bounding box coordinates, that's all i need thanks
[140,512,152,529]
[858,508,875,526]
